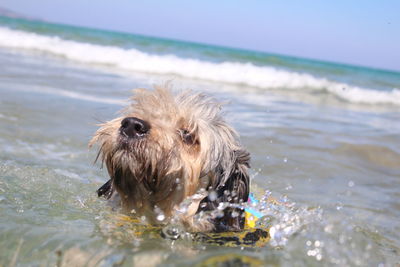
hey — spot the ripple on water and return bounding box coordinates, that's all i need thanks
[90,188,396,266]
[0,161,397,266]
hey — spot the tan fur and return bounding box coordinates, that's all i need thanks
[90,85,249,232]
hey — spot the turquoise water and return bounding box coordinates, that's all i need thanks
[0,16,400,266]
[1,16,399,94]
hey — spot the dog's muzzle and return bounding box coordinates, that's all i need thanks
[120,117,150,138]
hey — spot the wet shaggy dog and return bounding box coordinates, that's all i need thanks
[90,86,250,232]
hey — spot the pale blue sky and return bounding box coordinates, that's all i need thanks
[1,0,400,71]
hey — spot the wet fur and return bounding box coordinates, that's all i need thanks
[90,85,250,232]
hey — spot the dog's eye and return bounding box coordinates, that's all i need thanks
[180,129,195,145]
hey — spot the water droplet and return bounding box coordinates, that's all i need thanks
[157,213,165,221]
[217,202,229,211]
[154,205,165,221]
[348,180,355,187]
[324,224,333,233]
[208,191,217,201]
[161,225,182,240]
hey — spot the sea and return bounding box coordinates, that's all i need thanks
[0,16,399,266]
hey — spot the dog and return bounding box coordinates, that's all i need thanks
[90,85,250,232]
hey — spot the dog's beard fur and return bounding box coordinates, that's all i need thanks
[90,85,250,232]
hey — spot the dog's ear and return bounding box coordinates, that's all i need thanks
[199,149,250,232]
[97,179,113,199]
[97,158,117,199]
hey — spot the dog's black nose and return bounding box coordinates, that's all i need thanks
[120,117,150,138]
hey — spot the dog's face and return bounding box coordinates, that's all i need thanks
[91,86,250,231]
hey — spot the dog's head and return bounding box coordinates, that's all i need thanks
[90,86,249,231]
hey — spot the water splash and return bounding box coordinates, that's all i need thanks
[94,188,394,265]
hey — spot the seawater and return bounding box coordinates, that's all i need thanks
[0,16,399,266]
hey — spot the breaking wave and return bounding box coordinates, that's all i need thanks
[1,27,399,106]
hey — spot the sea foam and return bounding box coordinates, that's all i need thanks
[0,27,399,106]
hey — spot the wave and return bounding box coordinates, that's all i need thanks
[0,27,399,106]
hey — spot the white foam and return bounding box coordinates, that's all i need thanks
[1,27,399,106]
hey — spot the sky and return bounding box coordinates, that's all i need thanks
[1,0,400,71]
